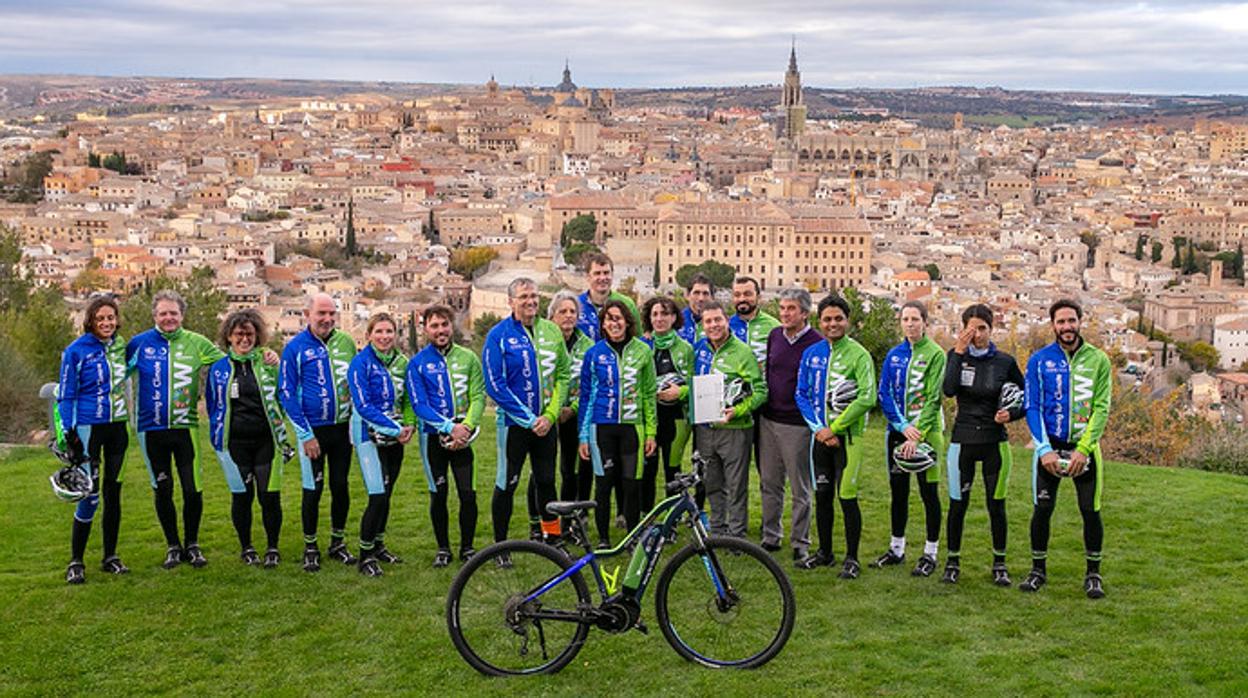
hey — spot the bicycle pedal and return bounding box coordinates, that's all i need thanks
[634,620,648,635]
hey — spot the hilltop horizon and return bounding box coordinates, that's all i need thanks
[1,71,1245,99]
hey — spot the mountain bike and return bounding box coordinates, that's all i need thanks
[446,460,795,675]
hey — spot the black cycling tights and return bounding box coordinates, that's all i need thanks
[228,436,282,551]
[359,443,403,556]
[70,422,128,562]
[492,426,558,542]
[592,423,640,544]
[886,430,941,544]
[142,428,202,549]
[812,439,861,561]
[301,423,352,546]
[1031,447,1103,574]
[946,441,1009,563]
[426,437,478,551]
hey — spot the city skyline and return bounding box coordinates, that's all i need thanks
[1,1,1247,95]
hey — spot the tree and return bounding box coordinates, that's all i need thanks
[449,246,499,279]
[1172,237,1184,269]
[840,287,900,367]
[87,152,101,168]
[675,260,735,290]
[3,286,73,381]
[760,298,781,320]
[1151,241,1163,264]
[1183,242,1199,275]
[424,209,438,244]
[1180,341,1219,373]
[1101,388,1192,468]
[1235,242,1244,280]
[1213,251,1236,277]
[470,312,501,355]
[0,224,31,313]
[407,310,421,354]
[0,279,75,440]
[101,151,129,174]
[274,240,390,278]
[617,276,639,305]
[344,198,357,257]
[3,151,55,203]
[923,262,942,281]
[563,241,599,269]
[71,257,109,293]
[652,250,660,287]
[1134,235,1146,261]
[121,267,227,339]
[0,333,44,441]
[560,214,597,247]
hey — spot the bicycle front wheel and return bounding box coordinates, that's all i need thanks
[654,536,795,669]
[446,540,592,676]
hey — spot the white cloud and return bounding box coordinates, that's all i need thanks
[0,1,1243,92]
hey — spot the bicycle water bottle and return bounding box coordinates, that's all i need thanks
[622,526,661,593]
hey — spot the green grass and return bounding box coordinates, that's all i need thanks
[3,416,1246,696]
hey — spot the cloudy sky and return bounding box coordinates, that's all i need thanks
[1,1,1246,94]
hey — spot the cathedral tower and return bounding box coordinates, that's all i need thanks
[782,40,806,140]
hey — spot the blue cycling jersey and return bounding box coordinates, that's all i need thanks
[406,343,485,435]
[205,351,288,452]
[58,333,128,430]
[577,337,657,443]
[575,291,642,342]
[482,315,569,429]
[126,327,223,432]
[347,344,410,444]
[1024,340,1113,457]
[677,307,703,346]
[279,327,357,442]
[876,336,945,435]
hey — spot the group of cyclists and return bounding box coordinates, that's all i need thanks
[53,251,1112,599]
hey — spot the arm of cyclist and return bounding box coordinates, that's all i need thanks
[1075,352,1113,456]
[482,333,537,428]
[830,349,876,435]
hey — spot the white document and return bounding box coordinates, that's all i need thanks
[692,373,725,425]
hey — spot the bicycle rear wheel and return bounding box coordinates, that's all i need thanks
[654,536,795,669]
[446,540,592,676]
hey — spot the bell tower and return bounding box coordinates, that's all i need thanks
[782,39,806,140]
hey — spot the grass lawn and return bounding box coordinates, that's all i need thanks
[3,415,1246,695]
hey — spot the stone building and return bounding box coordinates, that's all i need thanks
[656,201,872,292]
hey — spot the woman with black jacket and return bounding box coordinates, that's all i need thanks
[941,304,1025,586]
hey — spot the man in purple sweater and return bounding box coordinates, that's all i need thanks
[759,288,822,560]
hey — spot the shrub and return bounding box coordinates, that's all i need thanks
[1179,424,1248,476]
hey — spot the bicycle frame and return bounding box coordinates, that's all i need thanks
[522,488,730,614]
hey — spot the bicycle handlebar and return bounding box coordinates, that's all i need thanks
[665,451,706,495]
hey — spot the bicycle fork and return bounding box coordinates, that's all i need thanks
[690,514,739,612]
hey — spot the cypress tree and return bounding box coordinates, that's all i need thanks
[345,198,357,257]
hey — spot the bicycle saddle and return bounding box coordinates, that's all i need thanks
[546,500,598,516]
